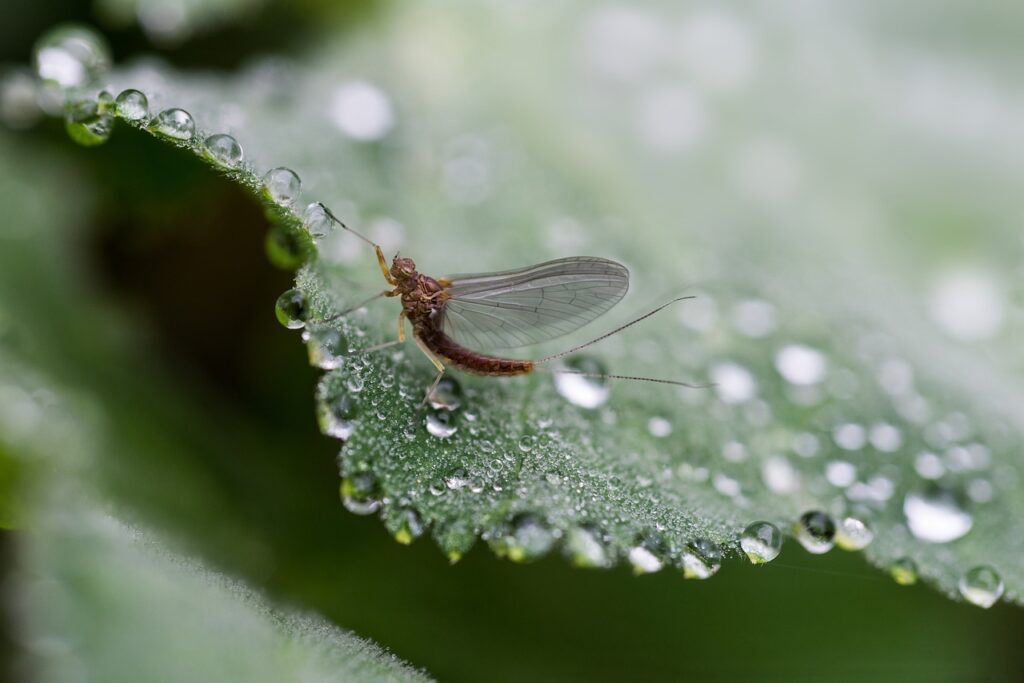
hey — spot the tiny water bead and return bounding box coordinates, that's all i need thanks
[835,516,874,551]
[115,89,148,121]
[554,355,610,408]
[427,377,463,411]
[958,566,1004,608]
[317,393,357,440]
[203,133,244,168]
[890,557,918,586]
[444,467,469,490]
[425,410,458,438]
[903,488,973,543]
[34,24,111,89]
[565,525,611,568]
[64,93,114,147]
[518,435,536,453]
[793,511,836,554]
[263,167,302,207]
[391,508,425,545]
[504,515,556,562]
[274,288,308,329]
[740,521,782,564]
[340,472,382,515]
[152,108,195,141]
[681,538,722,579]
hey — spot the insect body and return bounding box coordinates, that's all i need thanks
[318,204,700,399]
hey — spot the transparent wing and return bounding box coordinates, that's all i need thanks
[440,256,629,350]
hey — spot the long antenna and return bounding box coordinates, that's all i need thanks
[537,367,711,389]
[315,202,378,247]
[537,296,695,365]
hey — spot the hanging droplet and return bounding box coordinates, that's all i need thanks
[740,521,782,564]
[263,167,301,207]
[115,89,149,121]
[64,92,114,146]
[554,355,610,409]
[203,133,244,168]
[152,108,195,141]
[504,514,555,562]
[433,519,475,563]
[958,565,1004,608]
[340,472,381,515]
[391,508,424,545]
[317,393,356,440]
[681,538,722,579]
[33,24,111,89]
[793,511,836,554]
[305,326,347,370]
[629,533,668,575]
[427,376,463,411]
[889,557,918,586]
[265,225,307,270]
[835,516,874,551]
[274,288,308,329]
[565,525,611,568]
[426,410,457,438]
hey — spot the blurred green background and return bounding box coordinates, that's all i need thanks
[2,1,1024,681]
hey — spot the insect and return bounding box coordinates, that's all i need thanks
[315,204,703,400]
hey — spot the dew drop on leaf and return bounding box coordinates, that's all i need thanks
[958,565,1004,608]
[835,516,874,551]
[903,488,973,543]
[316,393,356,440]
[740,521,782,564]
[890,557,918,586]
[793,511,836,554]
[504,514,555,562]
[263,167,301,207]
[340,472,382,515]
[426,410,457,438]
[554,355,610,409]
[274,288,308,329]
[64,92,114,146]
[681,538,722,579]
[114,89,148,121]
[203,133,243,168]
[565,525,611,568]
[152,108,195,140]
[391,508,425,545]
[303,202,333,239]
[33,24,110,89]
[427,377,463,411]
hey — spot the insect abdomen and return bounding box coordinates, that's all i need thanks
[415,325,533,376]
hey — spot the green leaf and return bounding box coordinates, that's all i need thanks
[22,2,1024,609]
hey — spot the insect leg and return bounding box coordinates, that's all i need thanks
[413,335,447,405]
[321,289,393,322]
[315,202,397,285]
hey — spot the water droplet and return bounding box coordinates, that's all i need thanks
[392,508,424,545]
[151,108,195,141]
[340,472,381,515]
[825,460,856,488]
[833,423,866,450]
[445,467,469,490]
[265,225,306,270]
[518,435,536,453]
[793,511,836,554]
[710,361,756,404]
[565,525,611,568]
[775,344,826,385]
[890,557,918,586]
[629,534,667,574]
[317,393,356,440]
[505,515,555,562]
[115,89,148,121]
[740,521,782,564]
[681,538,722,579]
[958,566,1004,608]
[835,517,874,551]
[304,202,333,239]
[427,377,463,410]
[274,288,308,329]
[869,422,903,452]
[203,133,243,168]
[426,410,457,438]
[329,81,395,141]
[305,326,346,369]
[914,452,945,480]
[263,167,301,207]
[64,93,113,146]
[647,416,672,437]
[903,489,973,543]
[33,24,110,89]
[554,355,610,408]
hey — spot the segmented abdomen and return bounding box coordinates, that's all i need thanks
[415,322,533,376]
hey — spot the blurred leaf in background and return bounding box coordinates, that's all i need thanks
[2,1,1024,682]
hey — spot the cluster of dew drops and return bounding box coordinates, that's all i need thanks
[21,24,1008,609]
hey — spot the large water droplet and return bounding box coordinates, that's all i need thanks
[340,472,381,515]
[835,516,874,551]
[263,167,301,207]
[681,538,722,579]
[265,225,306,270]
[426,410,457,438]
[64,92,113,146]
[554,355,610,408]
[903,489,973,543]
[505,514,555,562]
[115,89,148,121]
[203,133,243,168]
[274,288,308,329]
[740,521,782,564]
[305,326,347,370]
[958,565,1004,608]
[303,202,333,239]
[34,24,111,89]
[427,376,463,411]
[629,534,667,574]
[152,108,195,140]
[317,393,356,440]
[565,525,611,568]
[889,557,918,586]
[793,511,835,554]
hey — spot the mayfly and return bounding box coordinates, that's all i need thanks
[315,204,703,400]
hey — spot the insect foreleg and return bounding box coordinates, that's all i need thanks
[321,290,392,322]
